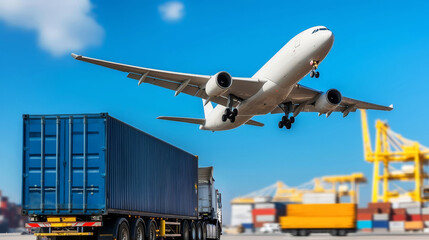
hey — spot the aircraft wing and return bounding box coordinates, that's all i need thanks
[271,84,393,117]
[72,54,264,107]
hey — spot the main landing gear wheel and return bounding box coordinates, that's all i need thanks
[222,107,238,123]
[278,116,294,129]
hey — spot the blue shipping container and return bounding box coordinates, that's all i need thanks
[372,220,389,229]
[22,113,198,218]
[357,220,373,229]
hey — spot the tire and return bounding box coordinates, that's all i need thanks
[201,223,207,240]
[181,220,190,240]
[338,229,347,236]
[290,116,295,123]
[147,221,157,240]
[224,108,231,116]
[133,221,145,240]
[278,121,284,128]
[230,116,235,123]
[232,108,238,116]
[222,114,227,122]
[196,222,202,240]
[330,229,338,236]
[315,72,320,78]
[286,122,292,129]
[310,71,314,78]
[190,222,197,240]
[215,221,221,240]
[282,116,287,122]
[298,229,308,236]
[290,230,298,236]
[118,222,130,240]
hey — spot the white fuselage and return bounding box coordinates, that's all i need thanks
[200,26,334,131]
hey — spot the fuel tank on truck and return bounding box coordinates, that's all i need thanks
[21,113,198,218]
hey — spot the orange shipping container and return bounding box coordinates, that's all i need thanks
[286,203,356,217]
[404,221,423,230]
[280,216,355,229]
[280,204,356,230]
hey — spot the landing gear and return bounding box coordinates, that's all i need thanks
[222,94,239,123]
[222,108,238,123]
[309,60,320,78]
[278,116,293,129]
[278,103,295,130]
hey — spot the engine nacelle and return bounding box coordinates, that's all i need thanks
[205,71,232,97]
[315,89,342,113]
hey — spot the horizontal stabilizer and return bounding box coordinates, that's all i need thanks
[245,119,264,127]
[157,116,205,125]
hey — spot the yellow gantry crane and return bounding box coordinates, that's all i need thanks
[360,109,429,203]
[231,173,367,204]
[322,173,367,204]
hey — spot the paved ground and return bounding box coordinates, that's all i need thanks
[1,233,428,239]
[223,233,429,240]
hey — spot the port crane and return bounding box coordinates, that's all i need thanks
[360,110,429,203]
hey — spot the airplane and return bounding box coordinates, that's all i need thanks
[72,26,392,131]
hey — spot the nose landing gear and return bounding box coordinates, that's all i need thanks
[309,60,320,78]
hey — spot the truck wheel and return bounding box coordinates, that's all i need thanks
[190,222,197,240]
[201,222,207,240]
[298,229,309,236]
[216,222,221,240]
[147,221,157,240]
[338,229,347,236]
[134,221,145,240]
[118,222,130,240]
[329,229,338,236]
[181,220,190,240]
[196,222,202,240]
[290,230,298,236]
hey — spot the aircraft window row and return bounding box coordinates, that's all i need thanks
[312,28,329,34]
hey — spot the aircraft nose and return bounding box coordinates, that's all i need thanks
[323,30,334,46]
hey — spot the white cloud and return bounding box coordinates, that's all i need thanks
[0,0,104,56]
[159,1,185,22]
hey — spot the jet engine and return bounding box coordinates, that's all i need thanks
[315,89,342,113]
[205,71,232,97]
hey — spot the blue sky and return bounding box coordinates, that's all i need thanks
[1,0,429,224]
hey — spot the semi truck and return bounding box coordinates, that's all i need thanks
[22,113,222,240]
[279,203,357,236]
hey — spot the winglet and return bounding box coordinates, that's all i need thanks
[71,53,81,60]
[389,104,394,110]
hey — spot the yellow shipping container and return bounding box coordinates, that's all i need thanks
[280,204,357,229]
[280,216,355,229]
[286,203,356,217]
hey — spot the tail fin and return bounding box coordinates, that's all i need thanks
[203,99,213,118]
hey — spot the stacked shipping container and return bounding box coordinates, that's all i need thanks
[0,191,26,232]
[231,204,254,232]
[357,202,429,232]
[252,203,286,232]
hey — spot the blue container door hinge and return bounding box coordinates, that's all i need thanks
[101,146,106,151]
[101,173,106,178]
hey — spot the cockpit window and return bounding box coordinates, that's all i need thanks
[312,27,329,34]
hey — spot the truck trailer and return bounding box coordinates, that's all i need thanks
[22,113,222,240]
[279,203,357,237]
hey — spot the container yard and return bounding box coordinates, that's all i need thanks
[228,110,429,237]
